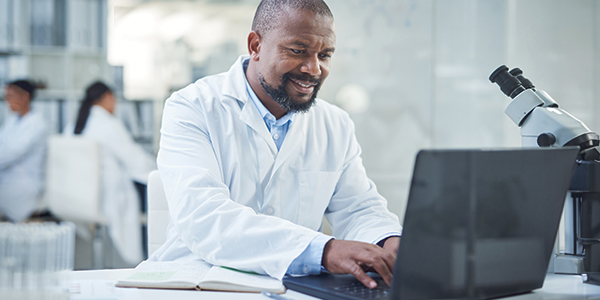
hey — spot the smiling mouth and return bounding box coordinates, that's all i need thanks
[290,78,317,94]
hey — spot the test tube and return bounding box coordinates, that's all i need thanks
[0,222,75,299]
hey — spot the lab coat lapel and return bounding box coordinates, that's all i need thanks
[272,113,305,176]
[239,103,278,155]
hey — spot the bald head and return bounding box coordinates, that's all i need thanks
[252,0,333,38]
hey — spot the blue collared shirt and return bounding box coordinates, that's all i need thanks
[243,70,293,151]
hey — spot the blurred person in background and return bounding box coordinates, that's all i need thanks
[0,80,48,222]
[68,81,156,265]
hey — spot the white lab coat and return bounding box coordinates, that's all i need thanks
[151,56,401,279]
[67,105,156,264]
[0,110,47,222]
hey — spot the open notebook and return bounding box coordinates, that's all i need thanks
[116,260,285,294]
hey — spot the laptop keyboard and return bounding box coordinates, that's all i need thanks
[328,278,390,299]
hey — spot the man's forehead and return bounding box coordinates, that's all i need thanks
[263,8,335,42]
[281,6,333,27]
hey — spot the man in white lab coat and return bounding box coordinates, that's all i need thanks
[0,80,47,222]
[152,0,402,289]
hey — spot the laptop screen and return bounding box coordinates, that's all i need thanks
[392,147,579,299]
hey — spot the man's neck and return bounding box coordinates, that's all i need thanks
[245,63,287,120]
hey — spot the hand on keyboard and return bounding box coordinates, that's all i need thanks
[321,239,396,289]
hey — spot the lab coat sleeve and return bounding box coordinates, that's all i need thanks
[102,119,156,184]
[157,93,321,280]
[325,116,402,243]
[0,115,47,170]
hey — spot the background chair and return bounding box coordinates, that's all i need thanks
[147,170,169,257]
[45,135,107,269]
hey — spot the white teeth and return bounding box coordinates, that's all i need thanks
[293,80,313,88]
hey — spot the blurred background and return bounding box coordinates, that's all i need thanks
[0,0,599,269]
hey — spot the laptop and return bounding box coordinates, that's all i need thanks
[283,147,580,300]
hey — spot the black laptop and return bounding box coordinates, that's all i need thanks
[284,147,580,300]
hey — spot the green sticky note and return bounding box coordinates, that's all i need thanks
[128,271,177,281]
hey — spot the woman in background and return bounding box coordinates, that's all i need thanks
[71,81,155,265]
[0,80,47,222]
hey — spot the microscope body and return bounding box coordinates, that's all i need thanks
[491,66,600,274]
[506,88,595,148]
[566,160,600,273]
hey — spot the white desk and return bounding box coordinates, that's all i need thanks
[68,268,317,300]
[68,269,600,300]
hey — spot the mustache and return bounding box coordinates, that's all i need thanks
[284,72,321,86]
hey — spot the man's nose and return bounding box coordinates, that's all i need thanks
[300,54,321,77]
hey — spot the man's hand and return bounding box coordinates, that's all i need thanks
[382,236,400,255]
[321,239,396,289]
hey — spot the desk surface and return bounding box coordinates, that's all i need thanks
[68,269,600,300]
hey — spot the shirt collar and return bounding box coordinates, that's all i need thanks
[242,58,294,126]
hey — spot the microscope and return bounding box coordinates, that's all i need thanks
[489,65,600,274]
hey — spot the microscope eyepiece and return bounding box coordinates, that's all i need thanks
[509,68,535,90]
[508,67,523,76]
[489,65,526,99]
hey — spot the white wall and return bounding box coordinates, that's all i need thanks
[321,0,600,222]
[111,0,600,223]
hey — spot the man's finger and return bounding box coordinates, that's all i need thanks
[369,255,393,286]
[348,263,377,289]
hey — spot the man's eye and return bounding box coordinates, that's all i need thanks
[291,49,303,54]
[319,53,331,59]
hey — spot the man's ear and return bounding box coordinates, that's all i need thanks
[247,31,261,62]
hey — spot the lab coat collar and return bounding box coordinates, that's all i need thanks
[222,55,251,104]
[90,105,114,118]
[242,59,295,131]
[224,56,278,154]
[9,109,36,121]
